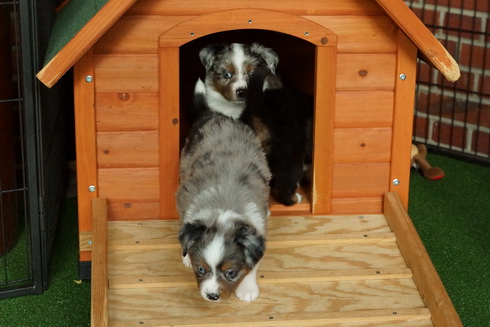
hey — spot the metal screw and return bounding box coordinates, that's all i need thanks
[85,75,93,83]
[88,240,93,245]
[190,32,194,36]
[248,20,253,24]
[392,179,400,186]
[399,74,407,81]
[88,185,96,192]
[305,32,309,36]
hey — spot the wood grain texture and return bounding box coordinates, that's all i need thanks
[73,49,97,236]
[332,163,390,198]
[336,53,396,91]
[91,198,108,327]
[389,31,418,209]
[94,54,158,92]
[311,46,336,214]
[128,0,383,16]
[96,92,159,132]
[384,192,462,327]
[97,131,159,168]
[374,0,460,82]
[159,9,338,48]
[159,47,181,219]
[97,210,445,326]
[334,127,392,163]
[335,91,394,128]
[37,0,138,87]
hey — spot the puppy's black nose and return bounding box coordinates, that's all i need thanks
[236,88,247,98]
[207,293,220,301]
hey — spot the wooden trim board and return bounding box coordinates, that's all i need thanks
[90,192,461,326]
[384,192,462,326]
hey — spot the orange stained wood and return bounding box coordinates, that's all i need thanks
[159,46,180,219]
[374,0,460,82]
[336,53,396,91]
[332,163,391,199]
[334,128,392,164]
[159,9,338,48]
[36,0,138,88]
[107,201,160,221]
[389,30,418,209]
[74,49,97,236]
[97,168,160,203]
[96,131,159,168]
[311,46,336,215]
[335,91,394,128]
[331,197,383,214]
[128,0,383,16]
[94,54,158,93]
[95,92,159,132]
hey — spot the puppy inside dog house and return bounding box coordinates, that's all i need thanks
[38,0,463,325]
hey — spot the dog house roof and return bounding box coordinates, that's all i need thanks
[36,0,460,88]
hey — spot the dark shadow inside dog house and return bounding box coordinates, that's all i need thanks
[174,29,332,216]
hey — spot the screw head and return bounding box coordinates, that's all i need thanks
[392,179,400,186]
[399,74,407,81]
[88,185,96,192]
[85,75,93,83]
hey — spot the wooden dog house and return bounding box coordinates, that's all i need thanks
[37,0,462,326]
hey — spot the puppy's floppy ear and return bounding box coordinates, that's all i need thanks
[250,43,279,74]
[234,222,266,268]
[178,221,206,256]
[199,44,225,71]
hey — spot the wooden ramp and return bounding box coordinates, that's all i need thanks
[91,193,461,326]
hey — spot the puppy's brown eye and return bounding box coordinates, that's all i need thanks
[224,269,238,281]
[223,72,232,79]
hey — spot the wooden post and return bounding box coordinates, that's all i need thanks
[91,198,108,327]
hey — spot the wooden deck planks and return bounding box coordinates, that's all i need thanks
[91,193,461,326]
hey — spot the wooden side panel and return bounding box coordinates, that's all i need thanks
[389,31,418,209]
[96,92,159,132]
[159,47,181,219]
[128,0,383,16]
[94,16,191,54]
[97,131,159,168]
[311,46,336,215]
[305,15,397,53]
[384,192,463,327]
[331,197,383,214]
[98,168,159,202]
[334,128,392,163]
[73,49,97,241]
[336,53,396,91]
[332,163,390,198]
[335,91,394,128]
[94,54,158,92]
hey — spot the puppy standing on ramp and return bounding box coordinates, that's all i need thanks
[177,109,271,302]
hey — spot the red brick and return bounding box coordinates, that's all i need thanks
[413,115,430,139]
[459,43,490,71]
[472,129,490,155]
[416,0,489,12]
[431,121,467,149]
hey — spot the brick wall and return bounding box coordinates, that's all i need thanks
[405,0,490,159]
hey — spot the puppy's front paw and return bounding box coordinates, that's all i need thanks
[294,192,302,204]
[235,279,259,302]
[182,254,192,268]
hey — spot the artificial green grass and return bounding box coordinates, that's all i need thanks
[0,197,91,327]
[408,153,490,327]
[0,154,488,326]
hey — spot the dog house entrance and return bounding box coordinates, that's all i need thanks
[158,9,337,218]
